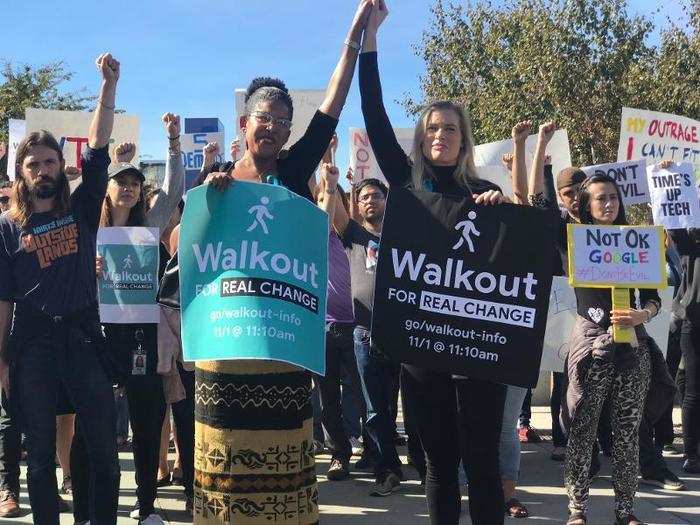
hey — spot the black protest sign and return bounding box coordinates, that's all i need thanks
[371,189,556,388]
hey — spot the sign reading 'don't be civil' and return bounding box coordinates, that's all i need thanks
[567,224,666,289]
[179,181,328,375]
[581,159,649,206]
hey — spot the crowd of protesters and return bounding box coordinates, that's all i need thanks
[0,1,697,525]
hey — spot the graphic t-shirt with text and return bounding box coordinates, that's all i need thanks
[0,146,109,316]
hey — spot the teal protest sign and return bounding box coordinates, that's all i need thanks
[97,227,160,323]
[179,181,328,374]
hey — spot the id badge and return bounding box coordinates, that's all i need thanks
[131,343,146,376]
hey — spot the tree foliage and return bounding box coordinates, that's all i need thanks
[0,60,94,143]
[405,0,700,167]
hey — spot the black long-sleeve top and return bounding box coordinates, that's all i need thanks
[359,52,500,197]
[669,228,700,325]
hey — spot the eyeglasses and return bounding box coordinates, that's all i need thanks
[250,111,292,130]
[358,192,386,203]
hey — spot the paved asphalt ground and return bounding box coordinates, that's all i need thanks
[8,407,700,524]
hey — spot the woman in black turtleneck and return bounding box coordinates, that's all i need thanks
[359,2,508,524]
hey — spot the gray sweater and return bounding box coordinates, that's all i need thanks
[145,150,184,231]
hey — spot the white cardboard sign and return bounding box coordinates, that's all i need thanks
[646,162,700,229]
[581,159,648,206]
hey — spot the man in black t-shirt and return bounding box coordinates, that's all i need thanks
[333,178,404,496]
[0,53,122,524]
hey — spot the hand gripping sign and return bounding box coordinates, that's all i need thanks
[371,188,556,388]
[567,224,667,342]
[178,181,329,375]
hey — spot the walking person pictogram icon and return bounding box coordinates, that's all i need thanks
[452,210,480,252]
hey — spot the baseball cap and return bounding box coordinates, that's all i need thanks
[556,167,586,191]
[108,162,145,182]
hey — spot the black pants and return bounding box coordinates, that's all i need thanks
[639,412,667,477]
[0,386,20,496]
[171,363,195,499]
[551,372,568,447]
[127,373,166,517]
[401,366,426,478]
[518,388,532,427]
[655,329,683,447]
[317,323,366,462]
[14,308,119,525]
[402,364,505,525]
[681,321,700,459]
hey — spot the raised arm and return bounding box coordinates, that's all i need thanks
[319,1,372,118]
[318,164,340,233]
[359,0,412,187]
[528,121,555,199]
[89,53,119,150]
[147,113,185,230]
[510,121,531,205]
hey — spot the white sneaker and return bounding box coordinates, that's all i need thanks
[139,515,165,525]
[129,506,140,519]
[350,436,364,456]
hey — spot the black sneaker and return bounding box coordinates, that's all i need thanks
[327,458,350,481]
[370,471,400,497]
[640,469,686,491]
[682,458,700,474]
[57,494,71,513]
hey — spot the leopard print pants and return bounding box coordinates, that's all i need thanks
[565,346,651,519]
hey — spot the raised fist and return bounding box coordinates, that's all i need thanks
[95,53,120,83]
[65,166,82,181]
[162,113,181,139]
[229,139,240,161]
[366,0,388,33]
[115,142,137,163]
[512,121,531,144]
[321,163,340,189]
[501,153,514,172]
[538,121,556,144]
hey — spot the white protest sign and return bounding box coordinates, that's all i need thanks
[581,159,648,206]
[349,126,413,185]
[567,224,666,289]
[473,129,573,180]
[25,108,140,169]
[617,108,700,176]
[181,131,225,170]
[646,162,700,229]
[540,276,673,372]
[6,119,26,180]
[234,89,325,156]
[348,127,572,196]
[97,227,160,324]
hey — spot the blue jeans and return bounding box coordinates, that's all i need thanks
[14,307,119,525]
[353,326,402,477]
[500,385,528,482]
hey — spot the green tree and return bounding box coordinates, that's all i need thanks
[0,60,94,144]
[405,0,699,167]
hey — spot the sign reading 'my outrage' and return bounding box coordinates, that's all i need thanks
[371,189,556,388]
[179,182,328,374]
[567,224,666,289]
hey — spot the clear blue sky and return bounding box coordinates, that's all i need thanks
[0,0,686,177]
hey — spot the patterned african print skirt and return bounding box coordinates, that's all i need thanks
[193,360,318,524]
